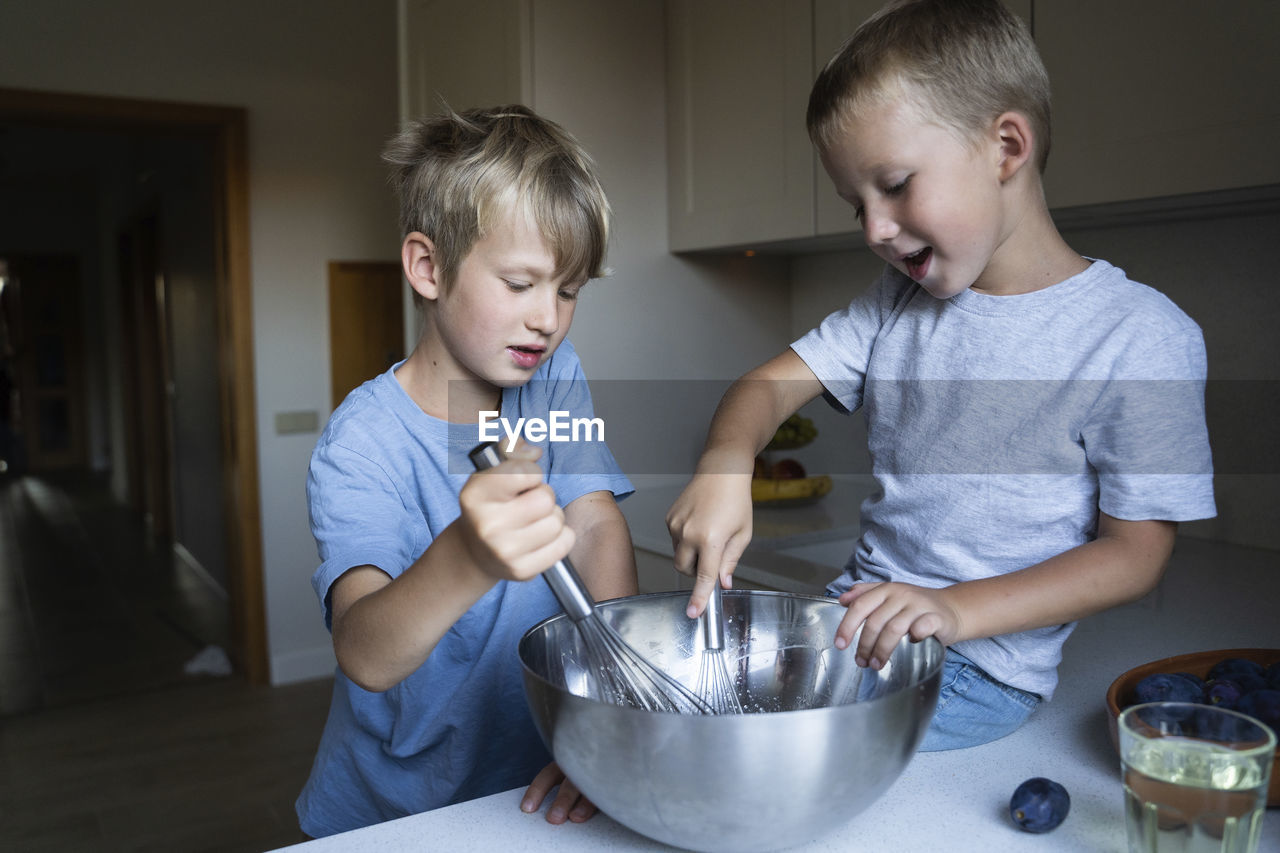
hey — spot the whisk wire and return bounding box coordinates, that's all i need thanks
[579,618,710,714]
[695,585,745,714]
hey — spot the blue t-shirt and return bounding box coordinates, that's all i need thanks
[296,339,633,837]
[792,260,1215,700]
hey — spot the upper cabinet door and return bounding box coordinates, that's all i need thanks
[398,0,532,122]
[666,0,815,251]
[1035,0,1280,210]
[666,0,1035,251]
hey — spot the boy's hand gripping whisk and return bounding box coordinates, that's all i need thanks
[469,443,713,714]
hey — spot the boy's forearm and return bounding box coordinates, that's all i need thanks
[332,523,496,692]
[943,516,1176,644]
[697,351,823,472]
[566,492,637,600]
[697,380,781,473]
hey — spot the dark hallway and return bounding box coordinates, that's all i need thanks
[0,469,229,715]
[0,469,329,852]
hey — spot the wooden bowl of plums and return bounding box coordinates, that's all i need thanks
[1106,648,1280,807]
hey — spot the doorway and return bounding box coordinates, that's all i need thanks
[0,87,266,691]
[328,261,405,408]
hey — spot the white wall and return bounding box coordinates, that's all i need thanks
[788,211,1280,552]
[0,0,401,684]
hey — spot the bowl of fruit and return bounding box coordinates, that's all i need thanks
[751,414,832,506]
[1105,648,1280,806]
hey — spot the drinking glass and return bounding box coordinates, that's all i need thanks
[1119,701,1274,853]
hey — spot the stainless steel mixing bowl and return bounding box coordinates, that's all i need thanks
[519,590,944,853]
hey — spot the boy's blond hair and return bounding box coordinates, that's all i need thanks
[807,0,1051,173]
[383,104,611,294]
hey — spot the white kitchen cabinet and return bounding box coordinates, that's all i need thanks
[397,0,532,122]
[666,0,1030,252]
[1035,0,1280,212]
[664,0,816,251]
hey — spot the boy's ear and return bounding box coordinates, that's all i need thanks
[402,232,441,301]
[992,111,1034,183]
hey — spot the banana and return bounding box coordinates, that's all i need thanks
[751,474,832,503]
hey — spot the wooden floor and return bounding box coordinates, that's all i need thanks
[1,675,333,852]
[0,472,332,851]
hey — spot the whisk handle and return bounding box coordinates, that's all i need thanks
[541,559,596,622]
[467,442,506,471]
[703,583,727,651]
[468,442,596,622]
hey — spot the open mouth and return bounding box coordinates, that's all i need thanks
[508,345,544,368]
[903,247,932,280]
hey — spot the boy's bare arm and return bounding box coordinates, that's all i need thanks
[564,491,637,601]
[329,447,575,692]
[837,514,1176,669]
[328,529,494,692]
[667,349,825,616]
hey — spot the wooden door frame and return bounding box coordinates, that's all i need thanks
[0,86,267,684]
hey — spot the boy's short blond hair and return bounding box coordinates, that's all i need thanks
[383,104,611,293]
[807,0,1051,173]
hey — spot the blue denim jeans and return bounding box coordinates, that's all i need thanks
[917,648,1041,751]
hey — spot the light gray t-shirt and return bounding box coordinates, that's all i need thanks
[791,260,1215,700]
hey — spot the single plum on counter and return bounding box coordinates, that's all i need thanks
[1009,777,1070,834]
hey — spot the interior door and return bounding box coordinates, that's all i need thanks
[328,261,405,409]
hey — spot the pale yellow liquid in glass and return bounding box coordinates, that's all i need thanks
[1123,737,1268,853]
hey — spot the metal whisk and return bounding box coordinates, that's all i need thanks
[469,443,712,714]
[695,583,744,713]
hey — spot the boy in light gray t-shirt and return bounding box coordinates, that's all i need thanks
[665,0,1214,750]
[794,258,1213,704]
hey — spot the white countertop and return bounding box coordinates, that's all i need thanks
[276,533,1280,852]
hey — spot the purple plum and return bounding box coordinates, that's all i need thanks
[1207,658,1266,682]
[1133,672,1205,705]
[1009,778,1070,834]
[1232,674,1269,694]
[1236,689,1280,734]
[1205,678,1244,709]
